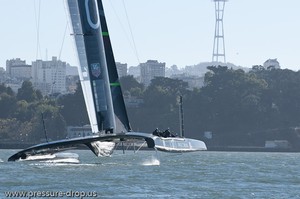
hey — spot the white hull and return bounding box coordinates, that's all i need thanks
[152,136,207,152]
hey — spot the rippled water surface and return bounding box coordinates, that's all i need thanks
[1,149,300,198]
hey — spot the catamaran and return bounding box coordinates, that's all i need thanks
[8,0,206,162]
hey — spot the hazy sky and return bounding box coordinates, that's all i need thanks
[1,0,300,71]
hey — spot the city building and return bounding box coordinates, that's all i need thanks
[10,64,31,80]
[6,58,28,76]
[66,64,78,76]
[67,125,93,138]
[140,60,165,86]
[116,62,127,77]
[31,56,66,95]
[0,68,6,83]
[263,58,280,70]
[128,65,140,78]
[165,65,183,77]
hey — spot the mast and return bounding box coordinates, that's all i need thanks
[179,95,185,137]
[41,113,49,143]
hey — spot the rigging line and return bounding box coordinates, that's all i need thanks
[57,1,70,73]
[108,0,140,64]
[51,61,58,95]
[41,113,49,143]
[62,0,80,67]
[52,22,68,95]
[122,0,140,64]
[58,23,68,61]
[107,1,136,61]
[33,0,42,60]
[51,1,71,95]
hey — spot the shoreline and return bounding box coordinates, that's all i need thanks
[208,146,299,152]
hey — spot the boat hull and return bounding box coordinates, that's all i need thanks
[7,132,206,161]
[7,132,155,161]
[152,136,207,152]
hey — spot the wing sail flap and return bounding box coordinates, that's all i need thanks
[97,0,131,132]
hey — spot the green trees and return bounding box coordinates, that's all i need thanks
[0,83,66,144]
[2,65,300,148]
[0,83,16,119]
[17,80,42,102]
[120,75,144,93]
[253,68,300,128]
[131,77,189,132]
[203,67,268,130]
[30,103,66,141]
[124,66,300,148]
[197,66,269,145]
[120,75,144,98]
[0,93,17,118]
[57,82,89,126]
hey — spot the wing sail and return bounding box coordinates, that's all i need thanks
[67,0,115,133]
[97,0,132,133]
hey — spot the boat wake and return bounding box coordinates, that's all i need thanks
[42,158,79,164]
[19,152,80,164]
[141,156,160,166]
[19,154,56,161]
[29,162,98,167]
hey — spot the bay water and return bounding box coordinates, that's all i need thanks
[1,149,300,198]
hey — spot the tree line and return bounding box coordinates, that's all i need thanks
[1,66,300,148]
[0,81,65,144]
[124,66,300,148]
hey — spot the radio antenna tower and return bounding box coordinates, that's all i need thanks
[212,0,227,63]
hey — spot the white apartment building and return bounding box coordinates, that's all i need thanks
[128,65,141,82]
[32,56,66,95]
[6,58,30,77]
[140,60,165,86]
[10,65,31,80]
[116,62,127,77]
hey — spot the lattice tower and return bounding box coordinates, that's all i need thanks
[212,0,227,63]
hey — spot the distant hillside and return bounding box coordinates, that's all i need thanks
[166,62,250,77]
[184,62,250,77]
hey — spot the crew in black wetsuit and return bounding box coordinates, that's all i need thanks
[163,128,171,138]
[153,128,178,137]
[152,128,160,136]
